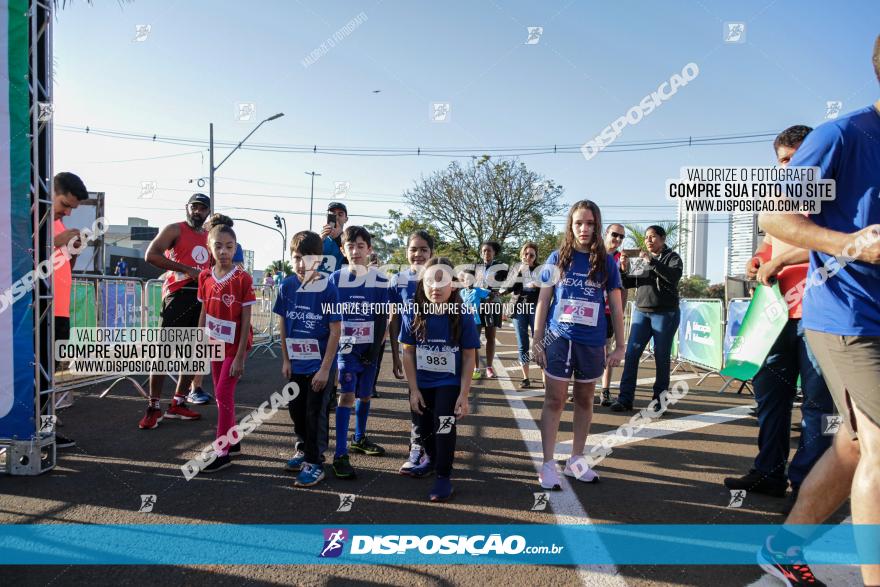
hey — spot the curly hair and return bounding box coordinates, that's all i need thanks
[206,213,236,242]
[556,199,607,284]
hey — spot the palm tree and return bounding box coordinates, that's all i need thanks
[265,260,293,277]
[623,222,685,251]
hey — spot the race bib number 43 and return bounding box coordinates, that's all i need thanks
[416,347,456,374]
[559,299,600,327]
[286,338,321,361]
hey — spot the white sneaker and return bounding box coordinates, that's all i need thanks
[539,460,562,490]
[399,444,424,474]
[564,456,600,483]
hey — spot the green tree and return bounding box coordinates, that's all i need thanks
[400,156,564,260]
[265,260,293,277]
[678,275,710,298]
[706,282,725,300]
[623,222,685,251]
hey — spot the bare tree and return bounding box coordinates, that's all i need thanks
[402,156,564,259]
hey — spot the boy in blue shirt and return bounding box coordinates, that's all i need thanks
[273,231,341,488]
[328,226,389,478]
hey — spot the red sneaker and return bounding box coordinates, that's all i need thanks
[138,406,163,430]
[165,402,201,420]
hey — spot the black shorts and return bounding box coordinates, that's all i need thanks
[159,287,201,328]
[478,295,502,329]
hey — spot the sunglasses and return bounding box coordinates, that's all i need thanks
[609,231,624,239]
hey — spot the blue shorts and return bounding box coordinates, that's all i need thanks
[339,362,378,399]
[544,335,605,383]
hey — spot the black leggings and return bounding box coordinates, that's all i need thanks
[288,368,336,465]
[417,386,460,478]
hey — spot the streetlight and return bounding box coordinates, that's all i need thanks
[304,170,321,230]
[209,112,284,212]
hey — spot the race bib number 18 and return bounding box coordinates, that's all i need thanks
[416,347,456,374]
[286,338,321,361]
[559,299,600,327]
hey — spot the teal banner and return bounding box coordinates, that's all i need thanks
[0,524,877,565]
[677,299,723,371]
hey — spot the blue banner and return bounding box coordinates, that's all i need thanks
[723,299,750,360]
[0,524,877,565]
[0,0,36,440]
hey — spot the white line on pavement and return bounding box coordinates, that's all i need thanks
[492,356,627,587]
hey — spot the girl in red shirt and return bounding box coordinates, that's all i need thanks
[197,215,256,473]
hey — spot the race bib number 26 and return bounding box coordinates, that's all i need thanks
[559,299,599,327]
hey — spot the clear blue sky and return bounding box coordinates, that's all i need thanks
[53,0,879,281]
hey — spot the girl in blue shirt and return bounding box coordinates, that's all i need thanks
[400,257,480,502]
[534,200,626,490]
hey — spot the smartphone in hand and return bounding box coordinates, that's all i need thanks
[326,212,337,228]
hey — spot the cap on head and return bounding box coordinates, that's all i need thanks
[327,202,347,215]
[188,193,211,208]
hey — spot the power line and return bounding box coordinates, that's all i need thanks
[56,123,779,158]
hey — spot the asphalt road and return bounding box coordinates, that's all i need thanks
[0,327,855,586]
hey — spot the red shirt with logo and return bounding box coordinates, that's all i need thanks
[754,239,808,319]
[197,266,256,357]
[164,222,210,296]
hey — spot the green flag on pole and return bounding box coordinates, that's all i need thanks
[720,284,788,381]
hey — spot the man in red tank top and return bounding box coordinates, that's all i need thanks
[139,193,212,430]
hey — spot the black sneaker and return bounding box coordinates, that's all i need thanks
[203,454,232,474]
[55,434,76,449]
[723,470,787,497]
[332,454,357,479]
[610,401,633,412]
[601,389,612,407]
[758,537,826,586]
[593,394,601,405]
[520,378,531,389]
[349,435,386,456]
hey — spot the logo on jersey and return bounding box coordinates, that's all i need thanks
[320,528,348,558]
[192,245,210,265]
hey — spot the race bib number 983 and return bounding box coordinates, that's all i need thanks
[416,347,456,374]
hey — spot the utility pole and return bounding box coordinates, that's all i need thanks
[305,170,322,231]
[208,113,284,212]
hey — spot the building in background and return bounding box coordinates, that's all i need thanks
[726,212,763,277]
[103,217,162,278]
[676,200,707,278]
[243,249,255,274]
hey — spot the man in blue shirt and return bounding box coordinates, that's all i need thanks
[320,202,348,273]
[758,35,880,587]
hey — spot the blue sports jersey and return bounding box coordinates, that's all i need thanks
[272,273,341,374]
[540,249,622,346]
[329,267,389,369]
[399,310,481,389]
[792,105,880,336]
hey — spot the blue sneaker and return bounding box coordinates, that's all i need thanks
[429,476,453,502]
[285,450,306,472]
[408,458,435,479]
[295,463,325,487]
[187,387,212,405]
